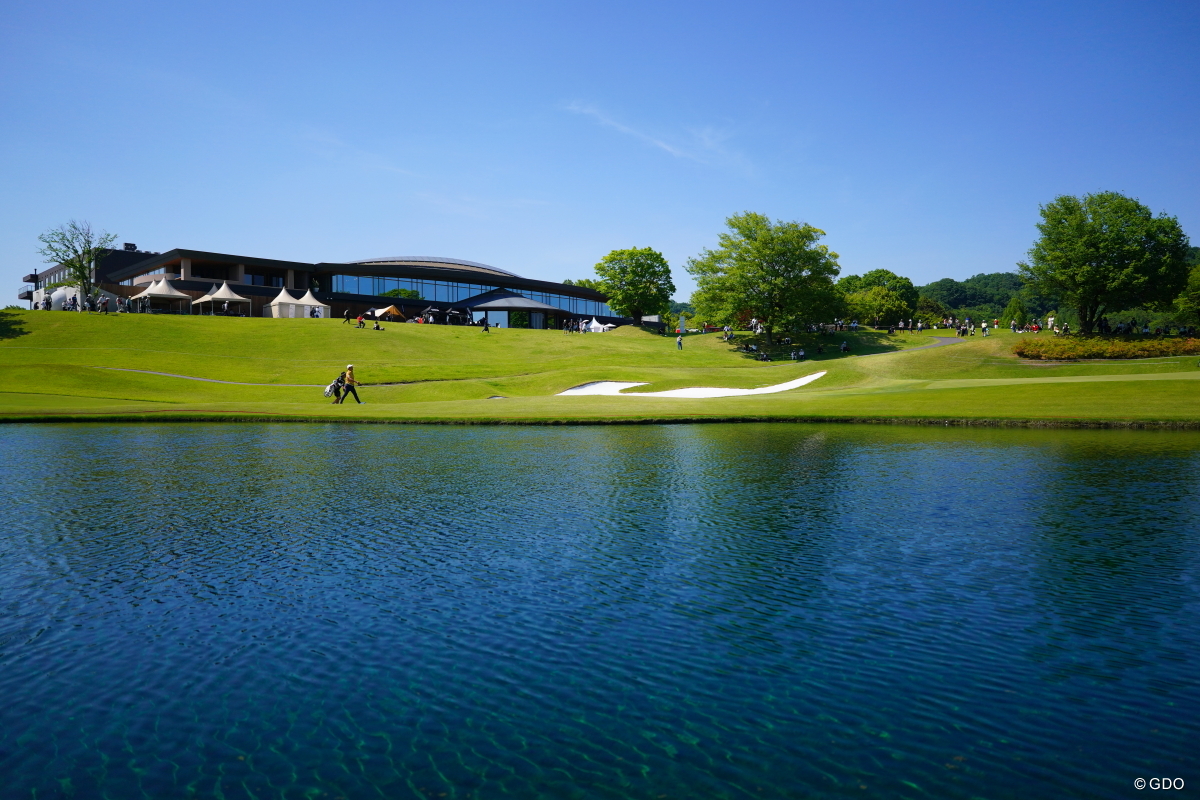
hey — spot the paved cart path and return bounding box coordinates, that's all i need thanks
[853,335,966,356]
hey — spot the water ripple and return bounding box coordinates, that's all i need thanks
[0,423,1198,799]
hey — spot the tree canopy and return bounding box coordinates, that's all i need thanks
[919,272,1024,312]
[838,269,918,315]
[687,212,841,343]
[1175,261,1200,325]
[37,220,117,304]
[847,286,908,327]
[590,248,674,324]
[915,294,949,324]
[1018,191,1191,334]
[1002,294,1029,328]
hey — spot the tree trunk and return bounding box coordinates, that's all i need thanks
[1078,301,1097,335]
[631,309,643,325]
[764,327,774,345]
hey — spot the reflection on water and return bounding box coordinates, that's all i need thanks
[0,423,1197,800]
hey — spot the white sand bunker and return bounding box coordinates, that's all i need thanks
[557,371,826,398]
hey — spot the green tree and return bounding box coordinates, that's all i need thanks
[1018,191,1191,334]
[37,220,117,307]
[916,294,949,324]
[1002,294,1029,328]
[839,269,918,314]
[1175,262,1200,326]
[847,286,908,327]
[686,212,841,344]
[591,248,675,324]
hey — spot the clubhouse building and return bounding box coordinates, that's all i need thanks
[19,245,625,328]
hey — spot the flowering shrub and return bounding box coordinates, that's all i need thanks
[1013,337,1200,360]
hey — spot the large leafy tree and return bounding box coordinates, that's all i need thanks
[591,248,675,324]
[37,220,117,306]
[838,269,918,315]
[1002,294,1029,327]
[847,286,908,327]
[1175,259,1200,326]
[687,212,841,344]
[916,294,949,324]
[1018,192,1191,334]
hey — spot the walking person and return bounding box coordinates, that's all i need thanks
[338,364,363,404]
[343,308,351,324]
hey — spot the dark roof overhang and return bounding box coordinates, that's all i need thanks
[106,249,315,282]
[458,289,568,312]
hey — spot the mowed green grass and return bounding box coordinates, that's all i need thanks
[1,310,1197,424]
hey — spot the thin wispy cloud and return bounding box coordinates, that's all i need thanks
[565,102,689,158]
[301,129,416,177]
[564,102,752,174]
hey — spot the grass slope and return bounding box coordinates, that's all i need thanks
[1,310,1198,425]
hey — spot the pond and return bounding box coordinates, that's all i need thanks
[1,423,1197,799]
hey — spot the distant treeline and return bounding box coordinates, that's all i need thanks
[917,245,1200,327]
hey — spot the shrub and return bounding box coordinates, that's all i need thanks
[1013,336,1200,360]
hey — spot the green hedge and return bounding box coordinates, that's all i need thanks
[1013,336,1200,360]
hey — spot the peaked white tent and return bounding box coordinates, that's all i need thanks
[587,317,607,332]
[265,287,329,318]
[194,281,251,316]
[265,287,301,318]
[191,283,217,305]
[295,289,331,319]
[132,278,191,313]
[129,278,164,300]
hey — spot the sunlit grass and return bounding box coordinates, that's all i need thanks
[1,311,1197,424]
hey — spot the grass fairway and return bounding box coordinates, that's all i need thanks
[1,309,1198,426]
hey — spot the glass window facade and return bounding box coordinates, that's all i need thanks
[328,275,614,317]
[245,272,283,288]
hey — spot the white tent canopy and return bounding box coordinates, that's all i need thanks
[265,286,329,318]
[587,317,606,332]
[130,278,190,313]
[146,279,191,299]
[130,279,164,300]
[209,282,251,303]
[190,284,218,305]
[296,289,330,318]
[193,281,251,315]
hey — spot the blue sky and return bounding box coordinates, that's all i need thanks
[2,0,1197,300]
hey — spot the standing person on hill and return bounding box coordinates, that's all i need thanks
[338,364,363,404]
[676,334,683,350]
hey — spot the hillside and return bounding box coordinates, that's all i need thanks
[0,310,1198,425]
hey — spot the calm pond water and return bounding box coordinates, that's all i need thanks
[1,423,1198,800]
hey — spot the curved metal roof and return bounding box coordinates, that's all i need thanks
[347,256,522,279]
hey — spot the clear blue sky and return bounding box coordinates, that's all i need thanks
[2,0,1197,300]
